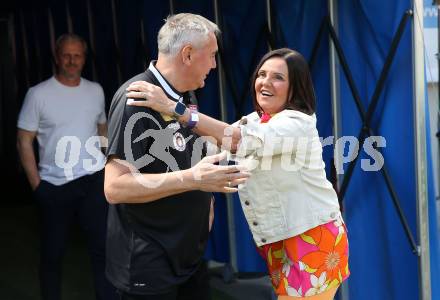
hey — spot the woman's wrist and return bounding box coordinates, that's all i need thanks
[185,105,199,129]
[169,101,196,127]
[176,107,191,125]
[166,101,177,117]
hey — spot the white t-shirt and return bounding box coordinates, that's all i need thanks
[17,76,107,185]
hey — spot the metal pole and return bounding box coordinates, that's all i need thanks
[412,1,432,300]
[266,0,272,33]
[213,0,238,278]
[328,0,341,183]
[140,17,148,70]
[436,1,440,201]
[328,1,348,300]
[169,0,175,15]
[265,0,273,51]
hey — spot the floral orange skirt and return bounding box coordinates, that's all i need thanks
[258,219,350,297]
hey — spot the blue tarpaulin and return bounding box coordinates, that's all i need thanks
[201,1,440,299]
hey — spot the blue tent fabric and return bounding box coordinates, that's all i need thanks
[205,0,333,273]
[339,2,419,300]
[205,1,440,299]
[203,0,334,273]
[336,1,440,299]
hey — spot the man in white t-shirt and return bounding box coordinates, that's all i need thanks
[16,33,117,300]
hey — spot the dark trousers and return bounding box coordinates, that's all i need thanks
[117,262,211,300]
[34,170,118,300]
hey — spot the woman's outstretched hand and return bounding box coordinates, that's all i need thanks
[189,151,250,193]
[126,81,175,116]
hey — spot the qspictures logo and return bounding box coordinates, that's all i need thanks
[54,112,386,186]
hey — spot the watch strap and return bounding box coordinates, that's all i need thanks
[186,104,199,129]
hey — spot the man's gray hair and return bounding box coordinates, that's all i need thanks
[158,13,220,57]
[55,33,88,56]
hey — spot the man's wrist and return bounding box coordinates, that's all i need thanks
[182,168,197,190]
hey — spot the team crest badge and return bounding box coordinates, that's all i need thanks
[173,132,186,151]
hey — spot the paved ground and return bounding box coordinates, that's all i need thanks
[210,269,275,300]
[0,203,270,300]
[3,200,439,300]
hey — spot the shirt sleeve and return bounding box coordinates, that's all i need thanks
[237,114,309,158]
[106,87,153,167]
[97,84,107,124]
[17,88,40,132]
[106,87,126,158]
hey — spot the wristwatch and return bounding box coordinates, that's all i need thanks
[186,104,199,129]
[173,101,187,119]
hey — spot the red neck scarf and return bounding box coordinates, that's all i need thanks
[260,112,272,123]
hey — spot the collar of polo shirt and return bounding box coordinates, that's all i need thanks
[148,62,184,103]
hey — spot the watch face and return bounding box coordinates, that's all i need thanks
[174,101,186,116]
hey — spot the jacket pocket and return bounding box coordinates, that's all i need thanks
[254,190,287,234]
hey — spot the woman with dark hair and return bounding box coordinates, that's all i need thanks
[251,48,316,116]
[125,48,349,300]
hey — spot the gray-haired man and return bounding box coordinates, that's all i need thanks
[104,13,248,300]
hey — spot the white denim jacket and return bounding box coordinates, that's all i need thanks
[235,110,341,246]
